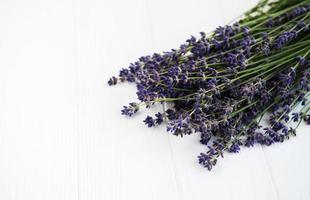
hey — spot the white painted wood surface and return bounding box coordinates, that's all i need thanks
[0,0,309,199]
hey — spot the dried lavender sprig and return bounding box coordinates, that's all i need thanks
[109,0,310,171]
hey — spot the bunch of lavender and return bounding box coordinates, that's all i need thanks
[108,0,310,170]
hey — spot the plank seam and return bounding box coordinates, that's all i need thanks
[261,146,281,200]
[73,0,81,199]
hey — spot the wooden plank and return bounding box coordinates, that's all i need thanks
[0,0,78,199]
[146,0,224,51]
[262,122,310,200]
[74,0,179,199]
[217,0,258,24]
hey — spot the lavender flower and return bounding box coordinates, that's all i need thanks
[144,116,155,127]
[121,103,139,117]
[109,0,310,171]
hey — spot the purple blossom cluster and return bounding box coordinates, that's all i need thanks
[109,0,310,170]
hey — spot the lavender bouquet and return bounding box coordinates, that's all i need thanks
[109,0,310,170]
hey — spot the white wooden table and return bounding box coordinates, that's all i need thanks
[0,0,310,199]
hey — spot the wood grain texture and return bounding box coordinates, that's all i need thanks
[0,0,309,200]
